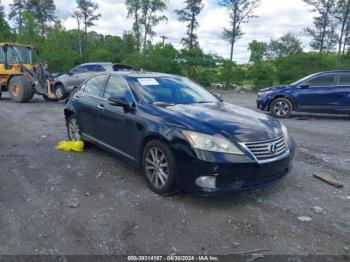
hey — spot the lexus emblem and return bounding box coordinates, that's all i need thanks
[269,143,278,154]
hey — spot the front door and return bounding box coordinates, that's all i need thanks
[95,75,137,159]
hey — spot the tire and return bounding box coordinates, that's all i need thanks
[0,88,2,99]
[54,84,67,100]
[67,115,82,141]
[270,98,293,118]
[9,76,33,103]
[142,140,177,195]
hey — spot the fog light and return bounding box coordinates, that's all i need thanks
[195,176,216,189]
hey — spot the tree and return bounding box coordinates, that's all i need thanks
[248,40,268,64]
[220,0,260,61]
[140,0,168,51]
[335,0,350,57]
[175,0,203,50]
[268,33,303,58]
[125,0,142,51]
[74,0,101,61]
[26,0,56,35]
[0,0,12,41]
[9,0,27,31]
[304,0,338,53]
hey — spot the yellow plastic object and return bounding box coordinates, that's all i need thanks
[55,141,84,152]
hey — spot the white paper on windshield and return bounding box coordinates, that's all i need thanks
[138,78,160,86]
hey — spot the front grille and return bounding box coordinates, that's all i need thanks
[243,136,288,162]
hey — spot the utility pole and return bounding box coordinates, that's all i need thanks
[160,35,168,45]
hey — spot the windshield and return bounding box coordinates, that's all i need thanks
[128,76,218,105]
[7,46,33,64]
[290,73,319,86]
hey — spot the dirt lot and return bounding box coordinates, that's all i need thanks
[0,91,349,256]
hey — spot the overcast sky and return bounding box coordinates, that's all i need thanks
[2,0,315,63]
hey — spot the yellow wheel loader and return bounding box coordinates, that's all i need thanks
[0,43,58,102]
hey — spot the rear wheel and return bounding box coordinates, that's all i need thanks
[9,76,33,103]
[54,84,67,100]
[270,98,293,118]
[142,140,177,195]
[67,115,82,141]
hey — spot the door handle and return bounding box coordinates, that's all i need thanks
[97,104,105,110]
[73,95,80,101]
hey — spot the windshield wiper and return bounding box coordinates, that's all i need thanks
[195,101,214,104]
[153,102,176,107]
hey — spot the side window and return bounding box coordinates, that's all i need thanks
[0,47,4,63]
[305,74,335,87]
[71,65,88,74]
[83,75,107,97]
[87,64,106,72]
[104,76,133,102]
[338,74,350,86]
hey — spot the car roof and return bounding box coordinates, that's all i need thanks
[79,62,113,66]
[110,71,180,78]
[318,70,350,74]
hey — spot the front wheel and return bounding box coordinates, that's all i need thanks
[9,76,33,103]
[142,140,177,195]
[270,98,293,118]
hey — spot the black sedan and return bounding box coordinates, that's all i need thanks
[64,72,295,195]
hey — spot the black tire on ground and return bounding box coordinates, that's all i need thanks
[142,140,177,195]
[66,115,82,141]
[0,88,2,99]
[270,97,293,119]
[43,95,59,102]
[54,84,67,100]
[9,75,33,103]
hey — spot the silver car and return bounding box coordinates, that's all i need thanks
[53,62,132,99]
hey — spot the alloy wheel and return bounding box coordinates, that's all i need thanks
[145,147,169,188]
[68,118,81,141]
[273,101,290,117]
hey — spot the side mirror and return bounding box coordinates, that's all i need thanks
[68,71,74,76]
[298,84,310,89]
[108,96,131,110]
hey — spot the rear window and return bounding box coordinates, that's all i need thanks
[87,64,106,72]
[83,75,107,97]
[339,74,350,86]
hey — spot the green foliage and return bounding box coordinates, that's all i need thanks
[143,44,181,73]
[274,52,348,84]
[249,40,268,63]
[250,62,275,90]
[268,32,303,58]
[40,22,79,72]
[0,0,13,41]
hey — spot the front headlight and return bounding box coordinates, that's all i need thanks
[281,124,290,143]
[258,90,273,98]
[182,131,244,155]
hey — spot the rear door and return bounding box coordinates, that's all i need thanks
[295,73,337,112]
[73,74,108,138]
[335,73,350,114]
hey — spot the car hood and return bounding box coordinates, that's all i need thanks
[155,102,283,142]
[260,85,290,92]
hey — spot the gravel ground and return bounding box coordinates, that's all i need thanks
[0,91,349,256]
